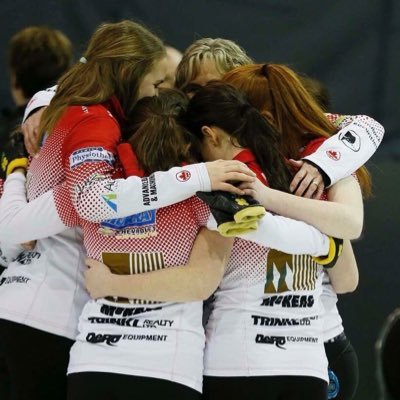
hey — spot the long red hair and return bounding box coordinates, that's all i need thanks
[223,63,371,197]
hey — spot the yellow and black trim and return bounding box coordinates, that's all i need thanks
[312,236,344,269]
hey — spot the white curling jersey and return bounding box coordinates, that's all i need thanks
[321,272,343,342]
[204,141,330,382]
[0,111,87,339]
[68,195,212,393]
[0,97,211,341]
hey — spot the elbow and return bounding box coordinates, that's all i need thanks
[333,276,359,294]
[196,279,221,301]
[345,224,363,241]
[194,268,224,301]
[341,213,363,240]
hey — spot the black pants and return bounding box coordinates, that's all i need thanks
[203,375,327,400]
[0,354,10,400]
[68,372,202,400]
[0,319,74,400]
[325,334,359,400]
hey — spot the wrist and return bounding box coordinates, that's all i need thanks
[302,159,331,187]
[108,273,119,297]
[7,157,29,177]
[12,167,26,176]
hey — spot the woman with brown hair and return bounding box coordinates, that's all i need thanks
[0,21,255,400]
[183,80,361,400]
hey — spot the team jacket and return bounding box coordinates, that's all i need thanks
[204,137,351,382]
[0,99,214,341]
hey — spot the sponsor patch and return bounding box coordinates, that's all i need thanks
[101,193,117,212]
[99,210,157,238]
[176,170,191,182]
[339,130,361,152]
[326,150,341,161]
[255,334,286,349]
[15,251,41,265]
[101,249,164,304]
[70,147,115,169]
[75,173,106,195]
[142,175,158,206]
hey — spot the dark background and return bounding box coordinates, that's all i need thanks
[0,1,399,398]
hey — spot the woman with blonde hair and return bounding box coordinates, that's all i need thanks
[174,37,383,200]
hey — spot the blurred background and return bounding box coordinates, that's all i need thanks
[1,1,399,398]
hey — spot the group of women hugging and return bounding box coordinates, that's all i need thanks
[0,20,384,400]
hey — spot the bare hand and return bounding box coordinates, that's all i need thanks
[289,159,324,199]
[85,258,113,299]
[21,107,46,157]
[20,241,36,251]
[238,178,269,205]
[206,160,255,196]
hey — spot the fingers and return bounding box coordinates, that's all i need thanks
[313,184,325,200]
[223,160,256,177]
[238,181,253,190]
[240,188,255,197]
[21,108,45,156]
[289,166,306,193]
[290,162,325,198]
[219,182,245,196]
[292,174,313,197]
[85,258,103,268]
[213,159,255,176]
[303,179,323,199]
[288,159,304,169]
[21,122,39,157]
[20,241,36,251]
[225,171,255,183]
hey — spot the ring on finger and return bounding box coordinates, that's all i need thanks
[311,181,319,187]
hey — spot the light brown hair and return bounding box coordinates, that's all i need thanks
[39,20,165,140]
[128,88,197,174]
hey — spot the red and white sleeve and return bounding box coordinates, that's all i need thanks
[303,114,384,186]
[62,116,211,223]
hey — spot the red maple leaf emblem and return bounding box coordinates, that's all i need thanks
[176,170,191,182]
[326,150,341,161]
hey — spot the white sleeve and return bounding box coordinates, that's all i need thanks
[205,212,329,256]
[73,163,211,222]
[239,212,329,256]
[0,163,211,242]
[303,114,384,186]
[23,85,57,122]
[0,174,67,244]
[237,213,329,256]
